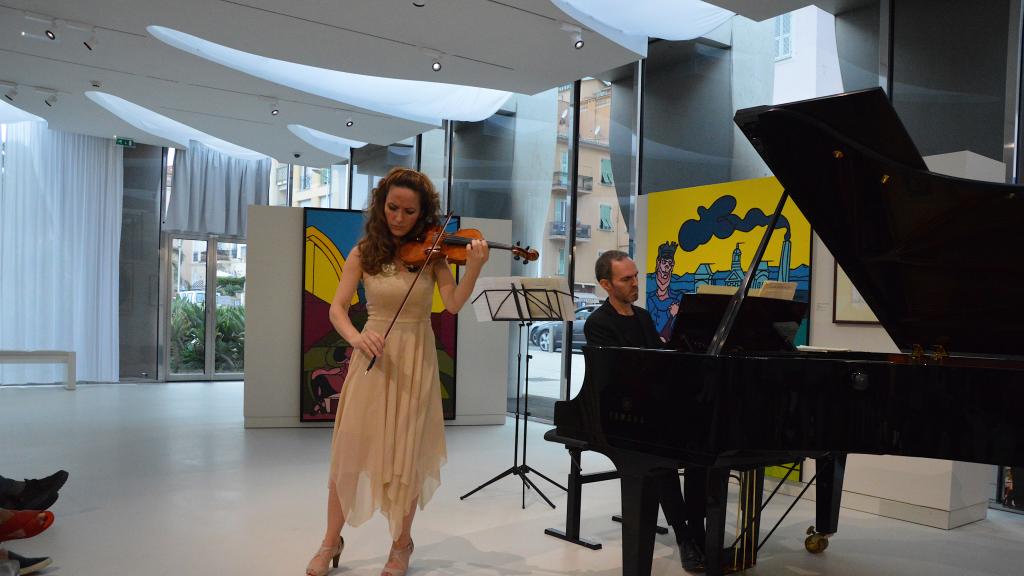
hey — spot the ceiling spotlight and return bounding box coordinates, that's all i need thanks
[45,19,62,41]
[44,93,58,107]
[83,28,97,51]
[413,0,426,6]
[345,118,354,127]
[3,85,17,102]
[561,23,584,50]
[419,47,444,72]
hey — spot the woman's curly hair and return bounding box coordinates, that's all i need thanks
[358,167,442,275]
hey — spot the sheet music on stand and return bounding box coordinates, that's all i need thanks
[471,276,574,323]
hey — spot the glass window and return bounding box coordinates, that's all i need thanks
[214,240,246,374]
[327,164,350,209]
[600,158,614,185]
[419,128,448,208]
[288,163,349,209]
[351,138,417,210]
[450,87,570,417]
[640,6,871,353]
[170,238,207,376]
[119,144,163,380]
[643,6,871,192]
[892,0,1012,177]
[599,203,614,231]
[774,13,792,60]
[570,67,640,399]
[268,159,290,206]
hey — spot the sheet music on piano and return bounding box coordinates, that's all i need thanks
[694,280,797,300]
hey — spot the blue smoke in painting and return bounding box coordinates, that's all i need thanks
[677,195,790,252]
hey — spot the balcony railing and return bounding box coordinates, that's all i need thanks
[548,221,592,240]
[552,171,593,193]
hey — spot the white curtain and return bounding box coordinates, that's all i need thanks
[165,140,270,237]
[0,122,123,384]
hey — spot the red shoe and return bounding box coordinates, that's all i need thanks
[0,510,54,542]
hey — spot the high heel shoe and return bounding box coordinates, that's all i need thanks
[305,536,344,576]
[380,539,414,576]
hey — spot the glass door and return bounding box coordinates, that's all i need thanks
[168,236,208,378]
[166,235,246,380]
[213,240,246,376]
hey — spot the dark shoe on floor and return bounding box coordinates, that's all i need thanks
[679,537,705,573]
[3,471,68,511]
[8,551,53,575]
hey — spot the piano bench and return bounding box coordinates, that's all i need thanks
[543,429,668,549]
[543,429,589,450]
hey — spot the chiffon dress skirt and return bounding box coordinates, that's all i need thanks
[328,264,447,538]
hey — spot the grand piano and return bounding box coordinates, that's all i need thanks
[550,87,1024,576]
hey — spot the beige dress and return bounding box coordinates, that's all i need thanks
[328,264,447,538]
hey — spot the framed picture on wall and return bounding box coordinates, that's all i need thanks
[833,263,879,324]
[300,208,460,422]
[644,176,813,344]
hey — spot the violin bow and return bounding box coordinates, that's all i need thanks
[365,210,455,373]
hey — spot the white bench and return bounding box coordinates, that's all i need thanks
[0,351,76,390]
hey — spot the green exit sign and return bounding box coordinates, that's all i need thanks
[115,137,135,148]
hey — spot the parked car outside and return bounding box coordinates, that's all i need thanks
[529,304,600,352]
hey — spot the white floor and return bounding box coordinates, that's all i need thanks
[2,381,1024,576]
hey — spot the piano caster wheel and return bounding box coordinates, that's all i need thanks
[804,526,829,554]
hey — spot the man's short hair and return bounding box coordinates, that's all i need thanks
[595,250,631,283]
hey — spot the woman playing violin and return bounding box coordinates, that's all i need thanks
[307,167,488,576]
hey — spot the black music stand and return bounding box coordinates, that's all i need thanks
[460,280,572,509]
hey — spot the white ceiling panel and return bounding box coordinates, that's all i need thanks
[0,0,646,165]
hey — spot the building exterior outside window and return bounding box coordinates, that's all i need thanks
[548,78,630,303]
[775,13,792,60]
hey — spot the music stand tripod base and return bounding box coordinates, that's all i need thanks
[460,281,571,509]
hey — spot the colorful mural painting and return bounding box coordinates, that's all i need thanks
[646,176,812,343]
[300,208,458,421]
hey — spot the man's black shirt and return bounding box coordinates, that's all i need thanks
[583,299,662,349]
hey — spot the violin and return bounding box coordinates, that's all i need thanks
[366,215,537,373]
[398,226,539,267]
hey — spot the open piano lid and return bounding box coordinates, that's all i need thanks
[735,88,1024,356]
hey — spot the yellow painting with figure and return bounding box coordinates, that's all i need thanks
[645,176,812,342]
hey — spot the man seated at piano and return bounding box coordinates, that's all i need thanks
[584,250,708,572]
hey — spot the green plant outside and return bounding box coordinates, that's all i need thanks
[169,296,245,373]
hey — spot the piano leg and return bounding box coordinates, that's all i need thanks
[616,466,661,576]
[703,468,730,576]
[807,454,847,553]
[736,468,765,568]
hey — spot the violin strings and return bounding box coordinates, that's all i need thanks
[433,235,514,251]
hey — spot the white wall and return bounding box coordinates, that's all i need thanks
[244,205,509,428]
